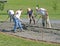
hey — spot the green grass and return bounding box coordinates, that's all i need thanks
[0,33,60,46]
[0,0,60,20]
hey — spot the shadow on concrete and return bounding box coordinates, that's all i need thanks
[1,29,12,32]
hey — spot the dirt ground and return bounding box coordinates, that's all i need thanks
[0,19,60,43]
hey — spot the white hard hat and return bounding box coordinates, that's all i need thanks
[27,8,31,11]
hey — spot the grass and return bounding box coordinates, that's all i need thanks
[0,32,60,46]
[0,0,60,20]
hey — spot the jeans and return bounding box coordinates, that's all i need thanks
[13,17,23,32]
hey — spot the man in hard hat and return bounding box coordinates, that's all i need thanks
[13,9,24,33]
[36,7,51,28]
[7,9,14,22]
[27,8,35,24]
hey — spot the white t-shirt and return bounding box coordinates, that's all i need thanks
[8,10,14,15]
[39,8,46,15]
[15,10,22,19]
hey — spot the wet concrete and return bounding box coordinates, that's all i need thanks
[21,18,60,23]
[0,19,60,43]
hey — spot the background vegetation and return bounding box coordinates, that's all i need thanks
[0,0,60,20]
